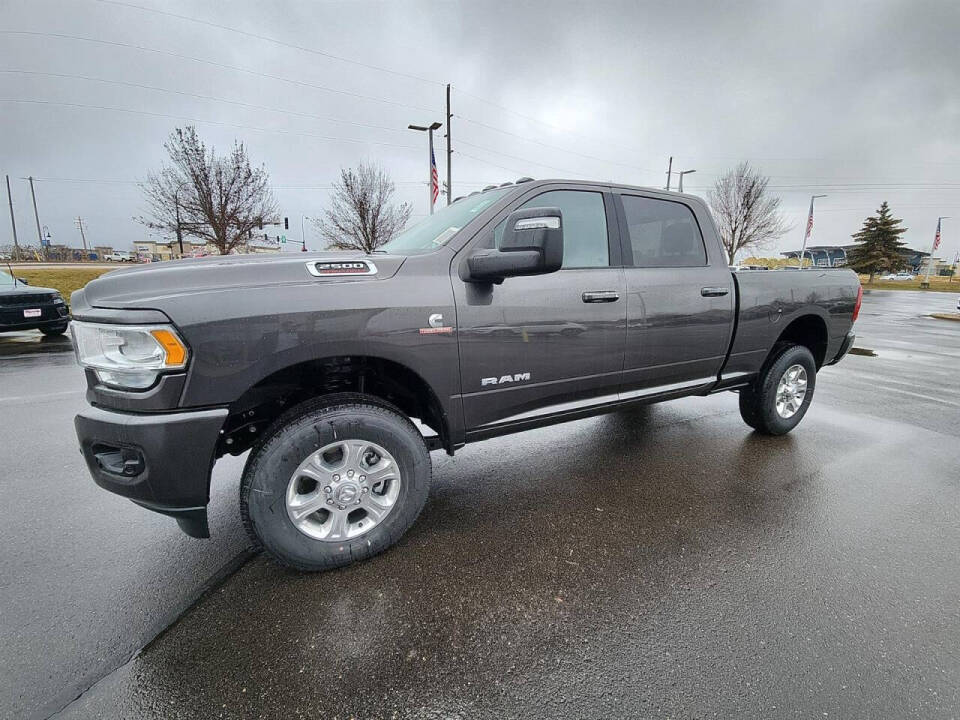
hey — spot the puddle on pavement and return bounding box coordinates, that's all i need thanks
[0,332,74,358]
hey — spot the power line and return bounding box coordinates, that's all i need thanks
[452,87,648,158]
[0,31,441,114]
[95,0,445,87]
[0,98,421,150]
[456,115,660,174]
[1,69,412,136]
[456,140,591,178]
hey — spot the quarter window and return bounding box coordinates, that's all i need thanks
[620,195,707,267]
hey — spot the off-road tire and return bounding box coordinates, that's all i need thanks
[240,393,431,572]
[738,343,816,435]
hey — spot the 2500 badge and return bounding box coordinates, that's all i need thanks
[307,260,377,277]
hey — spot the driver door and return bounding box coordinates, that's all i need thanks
[453,187,627,431]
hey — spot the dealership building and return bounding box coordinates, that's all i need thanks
[781,244,931,270]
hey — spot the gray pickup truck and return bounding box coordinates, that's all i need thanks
[70,179,861,571]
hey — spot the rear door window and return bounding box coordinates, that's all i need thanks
[620,195,707,268]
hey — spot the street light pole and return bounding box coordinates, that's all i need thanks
[301,215,311,252]
[799,194,827,269]
[677,169,696,193]
[408,121,442,214]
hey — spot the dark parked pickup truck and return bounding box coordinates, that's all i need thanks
[70,179,861,571]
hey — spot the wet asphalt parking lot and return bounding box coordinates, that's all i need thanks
[2,290,959,719]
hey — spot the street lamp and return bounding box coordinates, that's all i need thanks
[408,121,442,214]
[301,215,311,253]
[677,169,696,193]
[799,194,827,269]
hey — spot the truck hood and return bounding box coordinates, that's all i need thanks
[77,252,407,307]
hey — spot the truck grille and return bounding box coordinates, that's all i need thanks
[0,293,57,306]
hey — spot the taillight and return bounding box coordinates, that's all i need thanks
[851,285,863,323]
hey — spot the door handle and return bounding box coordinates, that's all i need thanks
[581,290,620,303]
[700,287,730,297]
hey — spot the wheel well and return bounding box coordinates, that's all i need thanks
[774,314,828,368]
[217,356,450,457]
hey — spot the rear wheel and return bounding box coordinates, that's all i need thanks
[240,394,431,571]
[738,343,816,435]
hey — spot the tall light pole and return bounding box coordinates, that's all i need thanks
[677,169,696,193]
[799,194,827,268]
[301,215,311,252]
[408,121,442,214]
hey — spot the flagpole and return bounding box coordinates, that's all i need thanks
[799,194,827,268]
[428,129,435,215]
[923,216,949,288]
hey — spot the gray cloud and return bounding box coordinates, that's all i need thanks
[2,0,958,259]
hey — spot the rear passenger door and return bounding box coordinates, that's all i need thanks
[615,192,734,397]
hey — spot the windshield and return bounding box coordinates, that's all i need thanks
[379,187,514,255]
[0,269,16,285]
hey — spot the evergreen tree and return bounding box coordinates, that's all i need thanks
[845,201,908,282]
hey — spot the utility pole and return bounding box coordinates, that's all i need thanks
[6,175,19,261]
[446,84,452,205]
[664,156,673,191]
[76,216,88,252]
[677,169,696,193]
[28,177,44,250]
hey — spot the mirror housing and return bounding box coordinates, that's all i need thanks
[467,207,563,282]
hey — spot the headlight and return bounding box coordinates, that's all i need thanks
[70,321,188,390]
[53,293,64,304]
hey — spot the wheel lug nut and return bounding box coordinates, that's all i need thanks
[326,499,334,506]
[359,475,366,482]
[347,470,354,478]
[333,474,340,482]
[338,505,345,510]
[324,486,331,493]
[361,487,368,493]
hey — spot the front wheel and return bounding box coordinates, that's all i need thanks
[240,394,432,571]
[738,343,816,435]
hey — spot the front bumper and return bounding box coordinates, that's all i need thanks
[0,303,69,332]
[74,406,228,538]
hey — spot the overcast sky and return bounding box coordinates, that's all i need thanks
[2,0,959,260]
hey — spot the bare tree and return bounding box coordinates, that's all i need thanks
[139,127,279,255]
[315,162,412,253]
[708,162,791,265]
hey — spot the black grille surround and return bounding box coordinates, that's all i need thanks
[0,293,58,306]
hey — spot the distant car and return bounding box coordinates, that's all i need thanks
[956,295,960,312]
[106,251,134,262]
[881,272,914,281]
[0,269,70,335]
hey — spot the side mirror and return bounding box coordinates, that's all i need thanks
[467,207,563,282]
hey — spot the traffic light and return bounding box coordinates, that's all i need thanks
[284,217,289,230]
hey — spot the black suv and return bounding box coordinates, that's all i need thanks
[0,269,70,335]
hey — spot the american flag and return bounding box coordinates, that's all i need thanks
[933,217,942,251]
[804,201,815,240]
[430,148,439,207]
